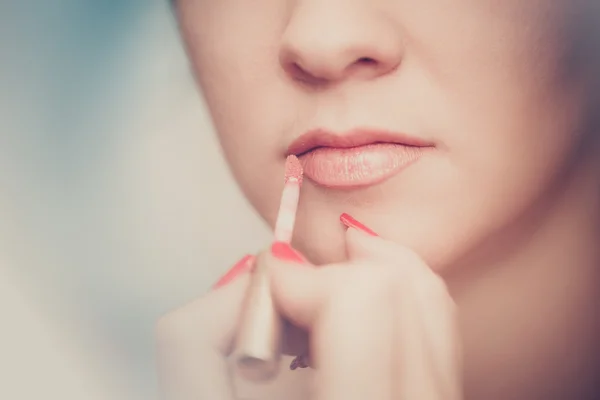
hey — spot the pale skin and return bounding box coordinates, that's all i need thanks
[157,228,462,400]
[158,0,600,398]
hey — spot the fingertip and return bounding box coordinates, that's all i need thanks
[269,259,321,329]
[345,226,423,268]
[344,226,386,261]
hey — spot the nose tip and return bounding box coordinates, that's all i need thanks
[281,50,398,85]
[279,7,403,85]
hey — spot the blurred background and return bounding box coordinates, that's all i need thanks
[1,1,270,398]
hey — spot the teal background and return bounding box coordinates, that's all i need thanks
[1,2,270,398]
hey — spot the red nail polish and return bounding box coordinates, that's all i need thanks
[212,254,255,289]
[271,242,306,263]
[340,213,379,236]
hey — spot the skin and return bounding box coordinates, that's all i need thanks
[157,230,462,400]
[159,0,600,398]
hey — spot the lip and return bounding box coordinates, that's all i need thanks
[287,128,434,188]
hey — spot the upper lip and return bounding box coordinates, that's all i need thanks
[287,128,434,156]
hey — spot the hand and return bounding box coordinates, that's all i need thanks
[156,214,462,400]
[156,256,310,400]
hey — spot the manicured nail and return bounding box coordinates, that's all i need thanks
[271,242,306,263]
[212,254,255,289]
[340,213,379,236]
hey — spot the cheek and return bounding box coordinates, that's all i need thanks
[409,66,589,268]
[363,3,592,268]
[401,0,587,172]
[177,1,295,224]
[434,27,587,217]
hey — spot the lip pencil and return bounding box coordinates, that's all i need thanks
[233,155,304,381]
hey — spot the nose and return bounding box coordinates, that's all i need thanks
[279,1,403,85]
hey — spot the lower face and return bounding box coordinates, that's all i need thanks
[176,0,600,271]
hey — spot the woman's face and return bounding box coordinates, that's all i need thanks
[176,0,599,269]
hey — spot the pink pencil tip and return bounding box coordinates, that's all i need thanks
[285,155,303,184]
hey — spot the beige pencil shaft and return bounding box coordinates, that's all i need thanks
[233,252,282,381]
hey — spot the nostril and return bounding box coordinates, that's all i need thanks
[280,50,387,86]
[286,61,329,85]
[357,57,377,65]
[344,56,385,77]
[288,62,306,79]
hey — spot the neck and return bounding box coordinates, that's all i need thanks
[448,149,600,399]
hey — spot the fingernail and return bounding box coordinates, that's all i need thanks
[340,213,379,236]
[212,254,255,289]
[271,242,306,264]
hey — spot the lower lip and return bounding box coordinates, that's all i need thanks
[298,143,429,188]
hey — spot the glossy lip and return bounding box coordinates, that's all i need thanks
[287,128,433,156]
[287,128,434,189]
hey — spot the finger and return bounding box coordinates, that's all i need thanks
[271,257,396,400]
[262,243,317,358]
[313,268,396,400]
[345,225,423,267]
[269,253,333,329]
[344,226,451,308]
[271,240,461,398]
[343,221,462,398]
[269,241,383,329]
[156,256,254,400]
[266,243,327,330]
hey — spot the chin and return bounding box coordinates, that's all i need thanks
[291,206,349,265]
